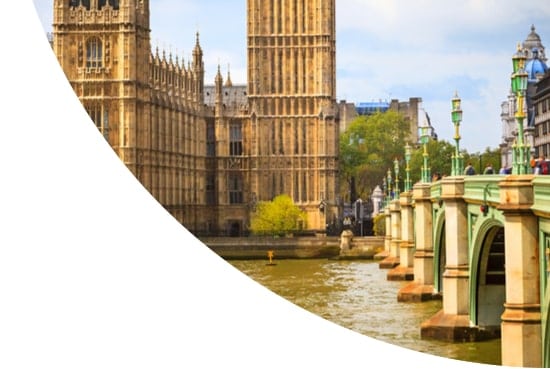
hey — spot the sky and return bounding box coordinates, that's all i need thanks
[33,0,550,153]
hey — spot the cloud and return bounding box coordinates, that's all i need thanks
[32,0,550,152]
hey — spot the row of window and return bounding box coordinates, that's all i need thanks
[537,97,550,115]
[535,120,550,137]
[69,0,119,10]
[88,107,315,206]
[265,0,312,34]
[206,121,312,157]
[205,173,312,206]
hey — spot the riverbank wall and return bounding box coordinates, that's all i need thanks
[199,235,385,260]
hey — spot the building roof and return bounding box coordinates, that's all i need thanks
[355,101,390,115]
[523,25,547,62]
[526,48,548,82]
[204,84,248,108]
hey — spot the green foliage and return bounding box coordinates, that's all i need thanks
[249,194,307,236]
[408,139,456,183]
[372,213,386,236]
[339,111,503,200]
[462,147,502,174]
[339,111,409,201]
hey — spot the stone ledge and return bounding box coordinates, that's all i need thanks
[420,310,500,342]
[379,256,399,269]
[387,265,414,281]
[397,282,441,302]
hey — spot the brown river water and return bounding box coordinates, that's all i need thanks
[229,258,501,366]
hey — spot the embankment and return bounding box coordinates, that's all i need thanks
[199,235,384,260]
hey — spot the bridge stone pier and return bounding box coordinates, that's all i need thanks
[397,182,439,302]
[374,207,392,261]
[387,191,414,280]
[379,200,400,269]
[380,174,550,367]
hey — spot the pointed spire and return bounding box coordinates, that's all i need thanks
[225,63,233,87]
[195,32,201,49]
[215,64,223,84]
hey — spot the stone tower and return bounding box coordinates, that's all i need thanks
[52,0,208,232]
[52,0,151,165]
[247,0,340,231]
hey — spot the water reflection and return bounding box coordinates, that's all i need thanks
[229,259,501,366]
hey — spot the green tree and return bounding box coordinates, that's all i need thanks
[463,147,502,174]
[249,194,307,236]
[339,111,409,201]
[408,139,456,183]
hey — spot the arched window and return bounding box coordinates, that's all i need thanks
[97,0,119,10]
[86,38,103,68]
[69,0,90,9]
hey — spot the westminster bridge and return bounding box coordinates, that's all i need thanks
[379,173,550,368]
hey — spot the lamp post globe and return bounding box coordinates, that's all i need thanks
[510,45,530,174]
[451,91,463,176]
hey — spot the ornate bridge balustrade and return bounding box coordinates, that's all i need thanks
[382,174,550,367]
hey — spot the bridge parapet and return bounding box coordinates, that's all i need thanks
[532,175,550,217]
[463,175,505,206]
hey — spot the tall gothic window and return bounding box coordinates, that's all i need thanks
[206,175,216,205]
[86,38,103,68]
[87,105,109,140]
[228,175,243,204]
[229,122,242,156]
[206,122,215,157]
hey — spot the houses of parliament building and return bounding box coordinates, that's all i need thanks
[51,0,340,236]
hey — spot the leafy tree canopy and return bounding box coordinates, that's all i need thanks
[249,194,307,236]
[339,111,503,200]
[339,111,409,201]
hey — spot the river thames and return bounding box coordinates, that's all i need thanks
[229,258,501,366]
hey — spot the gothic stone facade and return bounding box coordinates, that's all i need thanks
[52,0,340,236]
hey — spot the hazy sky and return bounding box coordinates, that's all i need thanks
[33,0,550,153]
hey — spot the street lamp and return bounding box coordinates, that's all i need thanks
[404,143,412,192]
[510,44,530,174]
[451,91,464,176]
[420,123,431,183]
[393,157,400,199]
[386,168,392,203]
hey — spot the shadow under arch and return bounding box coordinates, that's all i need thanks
[543,285,550,367]
[432,205,445,293]
[540,230,550,367]
[469,218,505,333]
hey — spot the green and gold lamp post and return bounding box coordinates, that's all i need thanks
[393,157,400,199]
[510,45,530,174]
[386,168,393,204]
[451,92,464,176]
[404,143,412,192]
[420,123,431,183]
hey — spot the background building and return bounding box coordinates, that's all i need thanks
[500,25,548,169]
[532,71,550,158]
[338,97,434,145]
[52,0,339,236]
